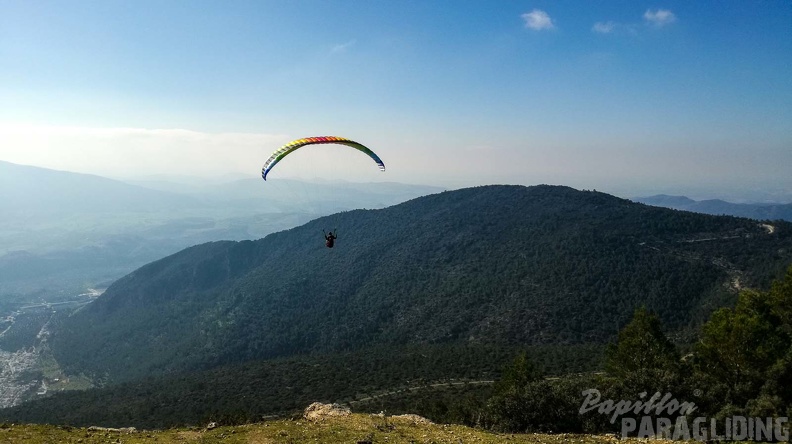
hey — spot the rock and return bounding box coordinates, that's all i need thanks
[391,414,433,425]
[303,402,351,421]
[86,426,137,433]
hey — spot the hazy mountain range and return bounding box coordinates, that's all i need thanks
[0,160,442,298]
[635,194,792,221]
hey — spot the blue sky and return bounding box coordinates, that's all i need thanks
[1,1,791,199]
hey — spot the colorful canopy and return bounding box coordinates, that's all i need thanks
[261,136,385,180]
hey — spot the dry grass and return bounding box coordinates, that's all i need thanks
[0,414,682,444]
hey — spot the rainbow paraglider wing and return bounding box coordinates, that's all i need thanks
[261,136,385,180]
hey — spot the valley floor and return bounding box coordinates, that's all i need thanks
[0,413,683,444]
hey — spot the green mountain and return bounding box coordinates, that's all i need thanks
[49,185,792,383]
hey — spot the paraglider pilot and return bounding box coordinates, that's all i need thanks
[323,229,337,248]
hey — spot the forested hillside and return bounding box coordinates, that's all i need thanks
[49,185,792,383]
[1,343,602,428]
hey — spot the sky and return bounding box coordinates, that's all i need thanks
[1,0,791,200]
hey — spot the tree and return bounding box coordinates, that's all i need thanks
[605,306,679,381]
[488,352,545,432]
[492,352,542,396]
[694,266,792,408]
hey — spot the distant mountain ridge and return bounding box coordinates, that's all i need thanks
[0,160,199,214]
[0,161,441,296]
[0,160,444,218]
[635,194,792,221]
[49,185,792,383]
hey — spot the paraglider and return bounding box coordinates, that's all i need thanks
[261,136,385,181]
[323,229,337,248]
[261,136,385,249]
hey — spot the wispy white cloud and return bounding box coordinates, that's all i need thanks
[592,21,616,34]
[643,9,677,27]
[521,9,555,31]
[330,39,356,54]
[592,9,676,34]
